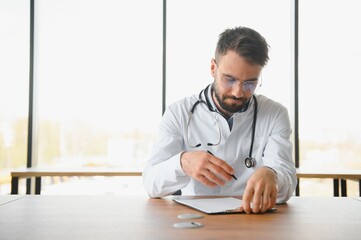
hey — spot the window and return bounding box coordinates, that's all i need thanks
[33,0,162,194]
[299,0,361,196]
[0,0,29,194]
[5,0,359,196]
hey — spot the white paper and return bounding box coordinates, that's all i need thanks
[173,197,242,214]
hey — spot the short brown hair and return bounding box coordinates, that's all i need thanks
[215,26,269,67]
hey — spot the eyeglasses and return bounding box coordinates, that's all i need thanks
[219,75,258,93]
[215,60,260,93]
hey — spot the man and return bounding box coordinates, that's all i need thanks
[143,26,297,213]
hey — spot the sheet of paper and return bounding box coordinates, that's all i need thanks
[173,197,242,214]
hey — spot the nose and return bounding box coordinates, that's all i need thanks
[231,82,244,98]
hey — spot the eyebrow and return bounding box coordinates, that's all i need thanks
[222,73,259,82]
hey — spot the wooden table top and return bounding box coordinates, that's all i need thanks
[1,195,361,240]
[10,167,142,177]
[11,167,361,179]
[296,168,361,179]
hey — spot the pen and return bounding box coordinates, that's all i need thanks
[207,150,237,180]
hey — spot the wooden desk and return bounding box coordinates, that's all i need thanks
[296,168,361,197]
[10,167,142,194]
[0,195,360,240]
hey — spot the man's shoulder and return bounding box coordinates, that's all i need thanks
[168,94,199,111]
[256,94,287,109]
[162,94,199,124]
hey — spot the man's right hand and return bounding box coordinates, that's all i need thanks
[180,151,235,187]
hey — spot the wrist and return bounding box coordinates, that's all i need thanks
[264,166,278,180]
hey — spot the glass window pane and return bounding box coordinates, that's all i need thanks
[167,0,292,111]
[35,0,162,194]
[0,0,29,194]
[299,0,361,196]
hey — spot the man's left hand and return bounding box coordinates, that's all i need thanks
[240,167,278,214]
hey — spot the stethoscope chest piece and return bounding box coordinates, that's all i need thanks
[245,157,256,168]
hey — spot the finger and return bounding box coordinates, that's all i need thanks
[241,188,254,214]
[207,163,233,181]
[207,155,235,176]
[208,157,234,175]
[252,188,263,213]
[197,175,218,188]
[261,185,277,212]
[260,192,270,213]
[202,169,226,186]
[268,186,277,209]
[259,184,272,213]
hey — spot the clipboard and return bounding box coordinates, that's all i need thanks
[173,197,277,215]
[173,197,244,215]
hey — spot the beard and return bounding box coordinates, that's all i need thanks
[213,83,249,113]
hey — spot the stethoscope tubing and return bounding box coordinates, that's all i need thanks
[187,85,258,168]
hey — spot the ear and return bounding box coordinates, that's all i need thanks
[210,58,217,78]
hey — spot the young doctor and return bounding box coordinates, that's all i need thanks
[143,26,297,214]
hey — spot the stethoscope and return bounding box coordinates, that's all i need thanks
[185,85,258,168]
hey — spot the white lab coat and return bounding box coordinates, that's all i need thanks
[143,86,297,203]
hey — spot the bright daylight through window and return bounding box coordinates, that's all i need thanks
[0,0,360,196]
